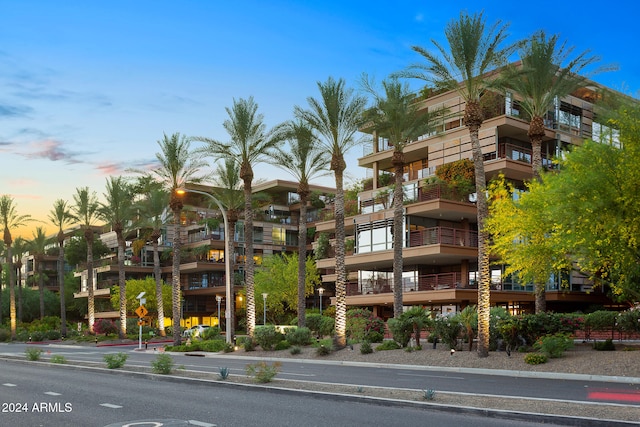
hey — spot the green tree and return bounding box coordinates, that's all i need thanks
[402,12,514,357]
[12,237,28,322]
[294,77,367,348]
[138,132,207,345]
[0,195,32,338]
[29,226,51,320]
[195,97,283,337]
[133,186,170,337]
[110,277,172,325]
[270,120,328,327]
[99,176,135,339]
[361,76,442,318]
[254,253,320,324]
[71,187,100,333]
[64,234,110,267]
[48,199,75,336]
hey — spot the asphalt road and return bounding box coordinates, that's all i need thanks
[2,342,638,407]
[0,361,566,427]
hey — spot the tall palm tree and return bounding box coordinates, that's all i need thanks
[294,77,367,348]
[29,226,50,319]
[12,237,28,322]
[71,187,100,333]
[0,240,4,324]
[271,120,328,327]
[139,132,207,345]
[99,176,135,339]
[361,76,442,318]
[210,158,244,338]
[194,97,283,337]
[0,194,32,339]
[402,11,513,357]
[48,199,75,336]
[134,186,170,336]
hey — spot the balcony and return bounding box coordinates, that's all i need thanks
[408,227,478,248]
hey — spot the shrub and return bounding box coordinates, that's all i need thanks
[534,333,573,358]
[0,329,10,342]
[46,330,61,340]
[254,325,284,351]
[386,317,412,347]
[242,337,256,352]
[316,344,332,356]
[50,355,66,364]
[93,319,118,336]
[285,327,312,346]
[246,361,281,383]
[524,353,548,365]
[104,352,129,369]
[290,346,302,355]
[222,342,234,353]
[433,317,462,350]
[360,341,373,354]
[346,308,385,343]
[594,339,616,351]
[274,340,291,351]
[151,353,175,374]
[25,347,43,361]
[376,340,401,351]
[319,316,335,337]
[30,331,46,342]
[617,308,640,334]
[202,327,222,340]
[423,389,436,400]
[218,367,230,380]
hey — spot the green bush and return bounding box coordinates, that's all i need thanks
[151,353,175,374]
[254,325,284,351]
[93,319,118,336]
[594,339,616,351]
[223,342,234,353]
[376,340,401,351]
[433,317,462,350]
[202,327,222,340]
[46,330,61,340]
[274,340,291,351]
[386,317,412,347]
[319,316,335,337]
[346,308,385,343]
[290,346,302,355]
[524,353,548,365]
[534,333,573,358]
[285,327,312,346]
[50,355,66,364]
[316,344,332,356]
[246,361,281,383]
[25,347,43,361]
[360,341,373,354]
[0,329,10,342]
[30,331,46,342]
[104,352,128,369]
[242,337,256,352]
[617,308,640,334]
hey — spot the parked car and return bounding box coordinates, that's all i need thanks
[182,325,210,338]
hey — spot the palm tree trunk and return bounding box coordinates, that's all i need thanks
[152,236,165,337]
[117,233,126,339]
[16,262,22,322]
[226,217,237,340]
[86,229,95,334]
[243,180,256,337]
[297,192,308,327]
[38,256,45,319]
[392,155,405,318]
[529,115,545,181]
[7,245,16,339]
[172,208,182,345]
[58,238,67,337]
[333,165,347,349]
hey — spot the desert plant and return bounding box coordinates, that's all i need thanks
[25,347,43,361]
[104,352,128,369]
[594,339,616,351]
[242,337,256,352]
[222,342,234,353]
[218,366,230,380]
[285,327,312,346]
[433,316,462,350]
[375,340,401,351]
[246,361,281,383]
[274,340,291,351]
[151,353,175,374]
[316,344,332,356]
[254,325,284,351]
[290,346,302,355]
[50,355,66,364]
[423,389,436,400]
[346,308,385,343]
[534,333,573,358]
[524,353,548,365]
[360,341,373,354]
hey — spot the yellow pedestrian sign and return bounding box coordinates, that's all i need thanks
[135,305,148,318]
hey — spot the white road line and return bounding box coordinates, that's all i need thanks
[188,421,217,427]
[2,383,17,387]
[100,403,123,409]
[44,392,61,396]
[397,373,465,380]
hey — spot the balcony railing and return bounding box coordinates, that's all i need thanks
[408,227,478,248]
[418,183,472,203]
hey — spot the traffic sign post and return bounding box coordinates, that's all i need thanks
[136,293,146,350]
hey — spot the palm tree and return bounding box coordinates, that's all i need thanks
[48,199,75,336]
[12,237,28,322]
[360,76,442,318]
[29,226,50,319]
[271,120,328,327]
[402,11,513,357]
[138,132,207,345]
[99,176,135,339]
[210,158,244,338]
[294,77,367,348]
[134,186,170,336]
[194,97,283,337]
[71,187,100,333]
[0,195,32,339]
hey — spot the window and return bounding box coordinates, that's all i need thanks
[592,122,621,148]
[356,220,393,253]
[272,226,286,245]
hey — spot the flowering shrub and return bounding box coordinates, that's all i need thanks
[93,319,118,336]
[346,309,385,343]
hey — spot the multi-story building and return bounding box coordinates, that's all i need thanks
[73,179,335,330]
[315,77,624,320]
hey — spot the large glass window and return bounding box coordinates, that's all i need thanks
[356,220,393,253]
[272,226,286,245]
[592,122,621,148]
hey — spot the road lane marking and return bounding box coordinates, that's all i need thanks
[100,403,123,409]
[45,392,62,396]
[188,421,217,427]
[397,373,465,380]
[2,383,17,387]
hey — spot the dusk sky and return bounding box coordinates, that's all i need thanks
[1,1,638,238]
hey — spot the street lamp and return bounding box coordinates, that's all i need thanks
[318,287,324,316]
[216,295,222,329]
[177,187,232,344]
[262,293,268,325]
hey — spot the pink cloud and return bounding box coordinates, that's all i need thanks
[24,139,81,163]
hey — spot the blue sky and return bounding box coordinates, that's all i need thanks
[1,0,638,237]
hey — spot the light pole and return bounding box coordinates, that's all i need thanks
[177,187,232,344]
[318,287,324,316]
[262,292,268,325]
[216,295,222,329]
